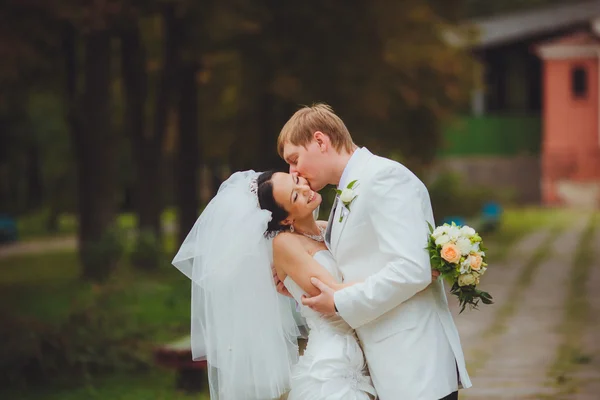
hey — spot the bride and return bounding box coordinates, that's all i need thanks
[172,170,376,400]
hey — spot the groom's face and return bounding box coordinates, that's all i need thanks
[282,139,329,191]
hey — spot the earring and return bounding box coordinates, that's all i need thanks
[290,225,295,233]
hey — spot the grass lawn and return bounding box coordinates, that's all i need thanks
[2,371,207,400]
[0,251,190,337]
[0,247,208,399]
[15,208,178,241]
[483,206,583,261]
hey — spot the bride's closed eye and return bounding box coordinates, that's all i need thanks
[293,176,300,202]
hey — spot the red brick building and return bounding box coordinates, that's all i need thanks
[536,31,600,206]
[442,2,600,207]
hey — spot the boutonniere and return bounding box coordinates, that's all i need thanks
[334,180,358,222]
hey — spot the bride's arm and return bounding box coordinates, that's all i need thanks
[273,233,341,297]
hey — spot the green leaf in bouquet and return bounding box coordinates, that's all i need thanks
[447,281,494,313]
[427,221,434,234]
[478,290,494,305]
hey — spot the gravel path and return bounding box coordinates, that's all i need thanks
[454,217,592,399]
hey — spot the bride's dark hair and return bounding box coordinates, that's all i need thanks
[257,171,291,236]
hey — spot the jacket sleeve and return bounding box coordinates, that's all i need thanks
[334,165,432,329]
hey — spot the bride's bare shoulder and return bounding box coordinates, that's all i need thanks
[272,232,299,251]
[273,233,312,260]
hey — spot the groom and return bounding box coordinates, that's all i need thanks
[276,104,471,400]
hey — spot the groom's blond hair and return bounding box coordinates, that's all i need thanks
[277,103,355,157]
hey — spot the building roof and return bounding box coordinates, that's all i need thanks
[535,31,600,59]
[468,0,600,48]
[540,31,600,46]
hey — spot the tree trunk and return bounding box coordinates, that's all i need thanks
[120,21,160,238]
[26,141,44,210]
[65,25,119,281]
[121,6,180,241]
[175,63,200,245]
[233,40,271,172]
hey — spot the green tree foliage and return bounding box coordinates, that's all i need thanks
[2,0,480,266]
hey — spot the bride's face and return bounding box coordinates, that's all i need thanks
[271,172,322,220]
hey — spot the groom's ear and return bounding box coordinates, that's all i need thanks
[314,131,328,152]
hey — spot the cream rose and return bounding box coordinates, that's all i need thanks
[458,273,476,287]
[469,253,483,271]
[441,243,461,264]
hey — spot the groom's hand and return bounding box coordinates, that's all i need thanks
[417,270,442,295]
[301,277,337,315]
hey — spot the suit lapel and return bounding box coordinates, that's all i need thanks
[324,197,338,251]
[331,203,350,256]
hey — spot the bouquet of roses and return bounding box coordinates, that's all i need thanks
[427,222,493,313]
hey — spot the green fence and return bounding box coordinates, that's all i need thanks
[439,115,541,157]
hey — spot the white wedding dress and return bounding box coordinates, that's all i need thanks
[284,250,377,400]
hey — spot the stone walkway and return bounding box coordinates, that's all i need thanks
[452,216,599,399]
[562,226,600,400]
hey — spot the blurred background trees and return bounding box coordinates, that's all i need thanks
[1,0,564,278]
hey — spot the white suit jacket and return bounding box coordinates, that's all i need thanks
[330,148,472,400]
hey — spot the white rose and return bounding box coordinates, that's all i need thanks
[340,188,355,203]
[448,225,460,240]
[432,225,449,239]
[471,242,480,253]
[458,273,476,287]
[456,237,472,255]
[435,234,451,246]
[460,225,476,237]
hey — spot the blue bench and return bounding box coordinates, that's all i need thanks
[479,202,503,233]
[441,202,503,233]
[0,214,18,244]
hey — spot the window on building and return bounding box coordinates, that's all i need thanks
[572,66,588,99]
